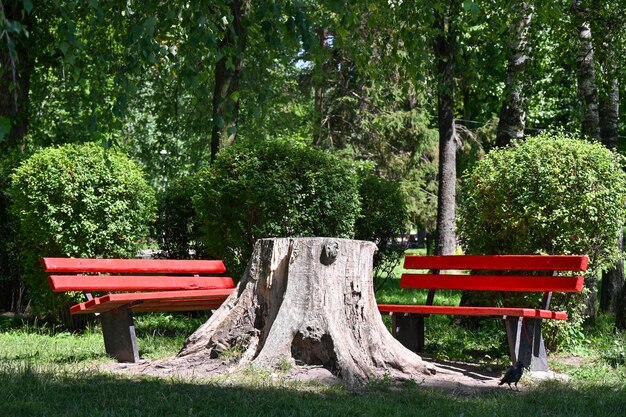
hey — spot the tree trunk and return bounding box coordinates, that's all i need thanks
[433,2,459,256]
[178,238,430,386]
[0,2,32,312]
[598,61,619,149]
[0,1,32,151]
[601,231,624,313]
[596,27,623,314]
[496,2,534,148]
[573,0,600,140]
[312,28,328,149]
[616,273,626,330]
[210,0,249,163]
[572,0,600,324]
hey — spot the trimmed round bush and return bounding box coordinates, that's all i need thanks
[193,138,361,277]
[459,133,626,268]
[458,133,626,347]
[11,142,156,318]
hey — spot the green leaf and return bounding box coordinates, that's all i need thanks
[23,0,33,14]
[144,16,158,36]
[5,20,23,34]
[215,116,225,129]
[0,117,12,141]
[327,0,345,13]
[225,56,234,71]
[60,41,70,55]
[462,1,480,15]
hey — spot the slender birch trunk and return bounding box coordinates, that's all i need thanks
[496,2,534,148]
[573,0,600,140]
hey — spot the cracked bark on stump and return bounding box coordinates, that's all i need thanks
[178,237,430,386]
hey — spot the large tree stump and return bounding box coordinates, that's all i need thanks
[178,237,431,386]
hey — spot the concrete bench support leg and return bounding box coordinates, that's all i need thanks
[505,317,548,372]
[392,313,425,352]
[100,306,140,363]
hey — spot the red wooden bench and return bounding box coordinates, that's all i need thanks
[43,257,235,363]
[378,255,588,371]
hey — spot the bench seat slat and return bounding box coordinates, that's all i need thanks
[377,304,568,320]
[70,289,233,314]
[48,275,235,292]
[71,298,228,314]
[403,255,588,272]
[400,274,584,292]
[42,258,226,274]
[131,302,226,312]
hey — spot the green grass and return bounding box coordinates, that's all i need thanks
[1,359,625,417]
[1,315,625,417]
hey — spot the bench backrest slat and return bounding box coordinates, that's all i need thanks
[42,258,226,274]
[403,255,588,272]
[48,275,235,292]
[400,274,584,292]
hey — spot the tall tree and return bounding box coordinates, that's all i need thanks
[0,0,33,313]
[0,0,32,151]
[592,1,625,319]
[210,0,250,163]
[433,1,460,256]
[495,1,534,147]
[573,0,600,140]
[572,0,602,324]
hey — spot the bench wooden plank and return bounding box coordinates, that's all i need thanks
[403,255,589,272]
[130,301,226,312]
[70,289,233,314]
[48,275,235,292]
[71,298,228,314]
[377,304,568,320]
[399,274,584,292]
[42,257,227,274]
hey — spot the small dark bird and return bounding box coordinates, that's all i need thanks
[499,361,525,390]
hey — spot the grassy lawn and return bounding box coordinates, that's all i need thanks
[1,256,626,417]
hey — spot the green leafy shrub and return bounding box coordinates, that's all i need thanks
[354,173,409,246]
[154,175,207,260]
[459,133,626,267]
[193,138,361,277]
[10,142,156,320]
[458,133,626,347]
[354,172,409,287]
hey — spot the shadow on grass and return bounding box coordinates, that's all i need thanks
[1,364,625,417]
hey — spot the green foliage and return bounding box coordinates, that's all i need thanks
[459,133,626,345]
[459,133,626,269]
[10,142,156,318]
[355,172,409,282]
[193,137,360,277]
[154,175,206,260]
[354,173,408,245]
